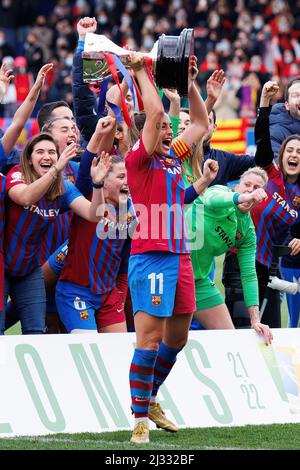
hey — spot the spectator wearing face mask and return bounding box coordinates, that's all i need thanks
[46,61,72,107]
[215,39,232,70]
[54,17,77,52]
[252,14,265,33]
[55,37,69,64]
[141,14,156,35]
[198,52,221,99]
[238,55,271,117]
[30,15,54,63]
[0,0,19,50]
[97,9,110,29]
[0,56,16,117]
[273,38,300,80]
[53,0,72,19]
[0,30,15,62]
[24,32,44,80]
[14,56,32,107]
[119,12,133,42]
[237,9,253,36]
[154,16,171,36]
[72,0,92,17]
[141,34,155,52]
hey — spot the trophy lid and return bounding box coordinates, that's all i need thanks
[155,28,194,97]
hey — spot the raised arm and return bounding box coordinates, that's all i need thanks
[8,143,77,206]
[0,63,14,104]
[184,159,219,204]
[255,81,280,168]
[179,56,209,150]
[164,88,180,119]
[202,185,267,209]
[70,151,112,222]
[205,69,226,115]
[72,17,100,141]
[129,52,164,155]
[77,16,97,43]
[163,88,180,138]
[76,115,116,195]
[1,64,53,155]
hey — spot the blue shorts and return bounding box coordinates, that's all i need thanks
[55,280,126,332]
[128,252,195,318]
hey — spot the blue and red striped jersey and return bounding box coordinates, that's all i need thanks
[5,165,82,276]
[40,161,79,265]
[59,198,136,294]
[125,136,192,254]
[251,164,300,267]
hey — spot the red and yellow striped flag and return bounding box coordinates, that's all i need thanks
[211,118,247,155]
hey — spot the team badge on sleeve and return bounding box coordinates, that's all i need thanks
[10,172,24,183]
[165,157,177,165]
[67,175,75,184]
[55,251,66,264]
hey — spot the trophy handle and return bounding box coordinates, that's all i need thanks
[84,33,131,56]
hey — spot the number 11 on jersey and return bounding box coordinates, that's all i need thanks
[148,272,164,294]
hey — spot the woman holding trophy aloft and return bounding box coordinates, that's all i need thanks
[125,51,216,444]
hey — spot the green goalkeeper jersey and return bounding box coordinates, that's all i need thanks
[184,184,259,307]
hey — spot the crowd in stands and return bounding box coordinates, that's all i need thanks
[0,0,299,118]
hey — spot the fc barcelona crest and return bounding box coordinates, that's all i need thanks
[152,295,162,306]
[187,174,195,184]
[165,157,176,165]
[67,175,75,184]
[55,252,66,264]
[292,195,300,207]
[80,310,89,320]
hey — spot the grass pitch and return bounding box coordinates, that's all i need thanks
[0,424,300,450]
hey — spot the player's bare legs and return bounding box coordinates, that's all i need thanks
[194,304,234,330]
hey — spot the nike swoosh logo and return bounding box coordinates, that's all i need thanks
[117,308,123,313]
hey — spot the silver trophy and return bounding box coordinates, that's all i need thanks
[82,29,194,97]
